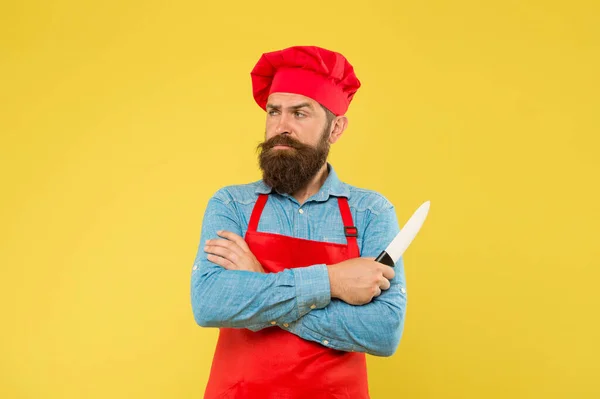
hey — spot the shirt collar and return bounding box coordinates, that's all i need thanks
[254,163,350,201]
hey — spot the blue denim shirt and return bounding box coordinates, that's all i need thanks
[190,164,407,357]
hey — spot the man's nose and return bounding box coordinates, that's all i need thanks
[275,113,291,135]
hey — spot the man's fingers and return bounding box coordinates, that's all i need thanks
[381,265,396,280]
[205,246,239,264]
[379,277,391,291]
[217,230,251,252]
[206,237,245,258]
[206,254,237,270]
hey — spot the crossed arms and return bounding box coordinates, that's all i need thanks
[190,195,408,357]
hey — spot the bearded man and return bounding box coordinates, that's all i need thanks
[191,45,408,399]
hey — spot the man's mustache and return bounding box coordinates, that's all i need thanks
[259,135,308,151]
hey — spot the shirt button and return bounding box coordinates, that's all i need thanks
[270,321,277,325]
[401,287,406,294]
[310,304,316,309]
[283,323,289,328]
[323,340,329,345]
[299,208,304,214]
[192,265,197,270]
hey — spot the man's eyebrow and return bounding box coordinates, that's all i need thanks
[266,102,314,111]
[288,102,313,111]
[266,102,314,110]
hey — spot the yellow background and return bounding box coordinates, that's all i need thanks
[1,0,599,398]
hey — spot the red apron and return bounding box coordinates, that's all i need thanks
[203,193,370,399]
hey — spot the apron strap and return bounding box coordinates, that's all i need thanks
[249,194,360,257]
[248,194,269,232]
[337,198,360,258]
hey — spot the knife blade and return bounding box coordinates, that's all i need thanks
[375,200,430,267]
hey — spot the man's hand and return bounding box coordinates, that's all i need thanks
[327,258,395,305]
[204,231,265,273]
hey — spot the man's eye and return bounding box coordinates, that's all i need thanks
[268,110,279,116]
[295,112,305,118]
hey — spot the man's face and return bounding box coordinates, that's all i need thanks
[264,92,331,147]
[257,93,334,195]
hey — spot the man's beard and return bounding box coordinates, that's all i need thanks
[257,128,331,195]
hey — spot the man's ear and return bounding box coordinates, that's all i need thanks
[329,116,348,144]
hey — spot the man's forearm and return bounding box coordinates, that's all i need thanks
[191,262,331,329]
[191,195,333,329]
[246,258,407,356]
[284,280,407,356]
[282,202,408,356]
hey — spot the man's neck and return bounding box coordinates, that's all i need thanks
[292,163,329,205]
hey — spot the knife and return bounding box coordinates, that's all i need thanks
[375,201,430,267]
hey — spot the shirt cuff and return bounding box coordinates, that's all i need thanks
[293,264,331,317]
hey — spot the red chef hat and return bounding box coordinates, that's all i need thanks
[250,46,361,116]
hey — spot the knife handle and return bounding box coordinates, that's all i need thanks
[375,251,395,267]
